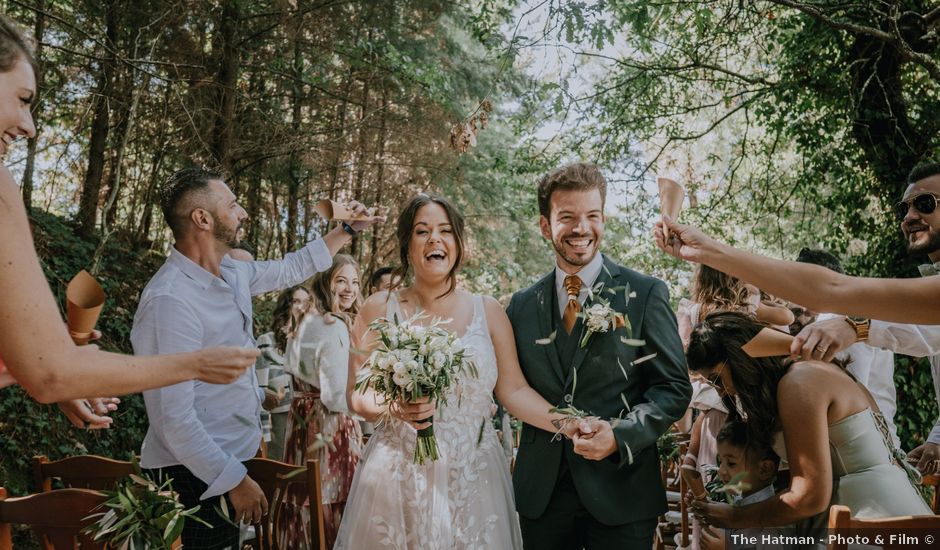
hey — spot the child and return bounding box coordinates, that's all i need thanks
[701,420,795,550]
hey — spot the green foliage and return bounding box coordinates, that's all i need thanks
[894,356,939,453]
[86,472,208,549]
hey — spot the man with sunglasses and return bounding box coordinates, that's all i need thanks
[793,161,940,474]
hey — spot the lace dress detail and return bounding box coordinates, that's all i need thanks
[334,293,523,550]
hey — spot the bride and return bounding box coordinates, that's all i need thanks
[335,194,578,549]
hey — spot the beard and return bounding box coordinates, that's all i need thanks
[550,231,600,268]
[211,213,241,248]
[905,228,940,257]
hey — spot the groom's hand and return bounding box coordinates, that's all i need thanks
[572,419,617,460]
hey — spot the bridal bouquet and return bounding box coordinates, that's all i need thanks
[356,312,478,464]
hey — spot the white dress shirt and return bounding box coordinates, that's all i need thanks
[554,252,605,317]
[132,240,332,499]
[817,313,900,448]
[867,320,940,445]
[726,484,797,549]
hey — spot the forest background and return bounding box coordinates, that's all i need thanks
[1,0,939,513]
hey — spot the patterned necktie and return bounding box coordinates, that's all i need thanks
[919,262,940,277]
[563,275,583,334]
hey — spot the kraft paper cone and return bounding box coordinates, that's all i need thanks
[741,327,794,358]
[66,270,105,346]
[658,177,685,240]
[314,199,377,222]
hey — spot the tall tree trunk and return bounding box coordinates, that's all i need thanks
[326,75,354,201]
[137,83,171,242]
[351,73,371,260]
[285,28,304,251]
[103,66,147,229]
[77,0,118,238]
[368,83,389,275]
[21,0,44,209]
[211,0,240,174]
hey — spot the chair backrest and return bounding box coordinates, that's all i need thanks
[32,455,135,492]
[0,486,109,550]
[244,458,326,550]
[827,504,940,550]
[922,474,940,514]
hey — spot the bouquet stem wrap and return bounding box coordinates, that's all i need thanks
[415,415,439,464]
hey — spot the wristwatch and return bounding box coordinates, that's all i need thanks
[341,221,358,236]
[845,316,870,342]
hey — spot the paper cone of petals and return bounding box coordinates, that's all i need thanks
[658,177,684,239]
[741,327,793,358]
[66,270,105,346]
[314,199,378,222]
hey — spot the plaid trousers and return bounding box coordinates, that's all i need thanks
[146,465,240,550]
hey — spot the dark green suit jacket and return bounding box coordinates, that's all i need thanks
[507,255,691,525]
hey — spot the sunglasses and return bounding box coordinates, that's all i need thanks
[895,193,940,221]
[704,363,725,390]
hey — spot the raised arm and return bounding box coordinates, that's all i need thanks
[0,170,257,402]
[655,217,940,325]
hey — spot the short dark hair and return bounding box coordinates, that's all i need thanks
[0,16,36,75]
[369,266,394,290]
[159,167,223,236]
[795,248,844,274]
[716,419,780,466]
[907,162,940,185]
[537,162,607,218]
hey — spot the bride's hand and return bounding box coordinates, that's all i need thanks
[389,396,435,430]
[653,216,717,264]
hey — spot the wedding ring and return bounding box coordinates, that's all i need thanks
[815,345,827,352]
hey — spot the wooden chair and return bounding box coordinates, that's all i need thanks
[922,474,940,514]
[244,457,326,550]
[32,455,135,492]
[827,504,940,550]
[0,486,108,549]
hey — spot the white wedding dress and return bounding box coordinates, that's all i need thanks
[334,293,523,550]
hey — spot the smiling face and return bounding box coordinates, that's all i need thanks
[900,174,940,262]
[331,263,360,312]
[0,57,36,157]
[540,188,605,273]
[408,202,458,283]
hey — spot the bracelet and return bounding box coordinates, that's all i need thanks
[341,222,358,236]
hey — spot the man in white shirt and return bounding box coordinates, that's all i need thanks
[131,167,377,548]
[791,248,900,448]
[793,162,940,473]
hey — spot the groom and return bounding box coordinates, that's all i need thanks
[507,162,691,549]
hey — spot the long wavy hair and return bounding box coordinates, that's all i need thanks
[686,311,790,450]
[271,285,308,355]
[391,193,466,298]
[309,254,361,325]
[690,265,754,321]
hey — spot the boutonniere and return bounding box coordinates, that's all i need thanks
[577,280,644,348]
[580,301,626,348]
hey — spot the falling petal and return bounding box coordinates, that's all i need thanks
[620,337,646,346]
[632,352,658,365]
[620,392,631,413]
[535,330,557,345]
[233,414,256,427]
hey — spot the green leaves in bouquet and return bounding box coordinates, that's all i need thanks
[85,470,209,549]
